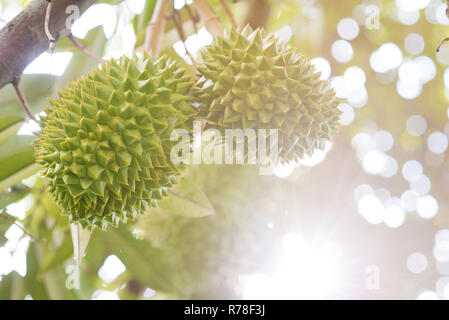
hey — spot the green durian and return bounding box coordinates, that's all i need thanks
[35,53,196,230]
[193,26,341,164]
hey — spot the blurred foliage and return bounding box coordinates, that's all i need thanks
[1,0,449,300]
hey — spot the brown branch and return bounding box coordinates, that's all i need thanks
[11,78,38,123]
[245,0,270,29]
[437,1,449,52]
[219,0,237,28]
[144,0,171,55]
[437,37,449,52]
[447,0,449,18]
[68,33,104,62]
[194,0,224,37]
[171,11,197,68]
[185,4,200,34]
[0,0,97,91]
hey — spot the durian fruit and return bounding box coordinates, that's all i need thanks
[193,26,341,164]
[35,53,196,230]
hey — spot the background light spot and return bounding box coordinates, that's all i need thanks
[337,18,360,40]
[427,132,448,154]
[407,115,427,136]
[416,195,438,219]
[331,40,354,63]
[404,33,425,55]
[407,252,428,274]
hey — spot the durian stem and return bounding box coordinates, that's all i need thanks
[44,0,56,53]
[11,78,39,124]
[219,0,237,28]
[193,0,224,37]
[144,0,171,55]
[68,33,105,63]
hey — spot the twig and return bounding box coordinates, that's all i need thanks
[67,33,104,63]
[185,4,200,34]
[171,11,197,68]
[437,37,449,52]
[0,210,38,242]
[446,0,449,18]
[437,0,449,52]
[11,78,38,123]
[167,190,214,214]
[219,0,237,28]
[44,0,56,52]
[193,0,224,37]
[144,0,171,55]
[0,0,97,91]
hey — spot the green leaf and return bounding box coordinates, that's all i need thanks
[0,270,13,299]
[39,233,73,276]
[0,183,31,209]
[0,116,24,146]
[0,211,16,246]
[159,177,215,218]
[0,272,25,300]
[92,226,180,292]
[0,135,39,193]
[33,242,71,299]
[133,0,157,41]
[24,243,49,299]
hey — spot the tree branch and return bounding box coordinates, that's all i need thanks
[11,78,39,123]
[144,0,171,55]
[68,33,104,62]
[219,0,237,28]
[0,210,38,242]
[185,4,200,34]
[194,0,223,37]
[171,10,197,68]
[245,0,270,29]
[0,0,97,91]
[446,0,449,18]
[437,0,449,52]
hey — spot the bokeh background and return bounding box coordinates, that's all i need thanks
[1,0,449,299]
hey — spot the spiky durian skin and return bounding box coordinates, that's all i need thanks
[193,26,341,164]
[35,54,196,230]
